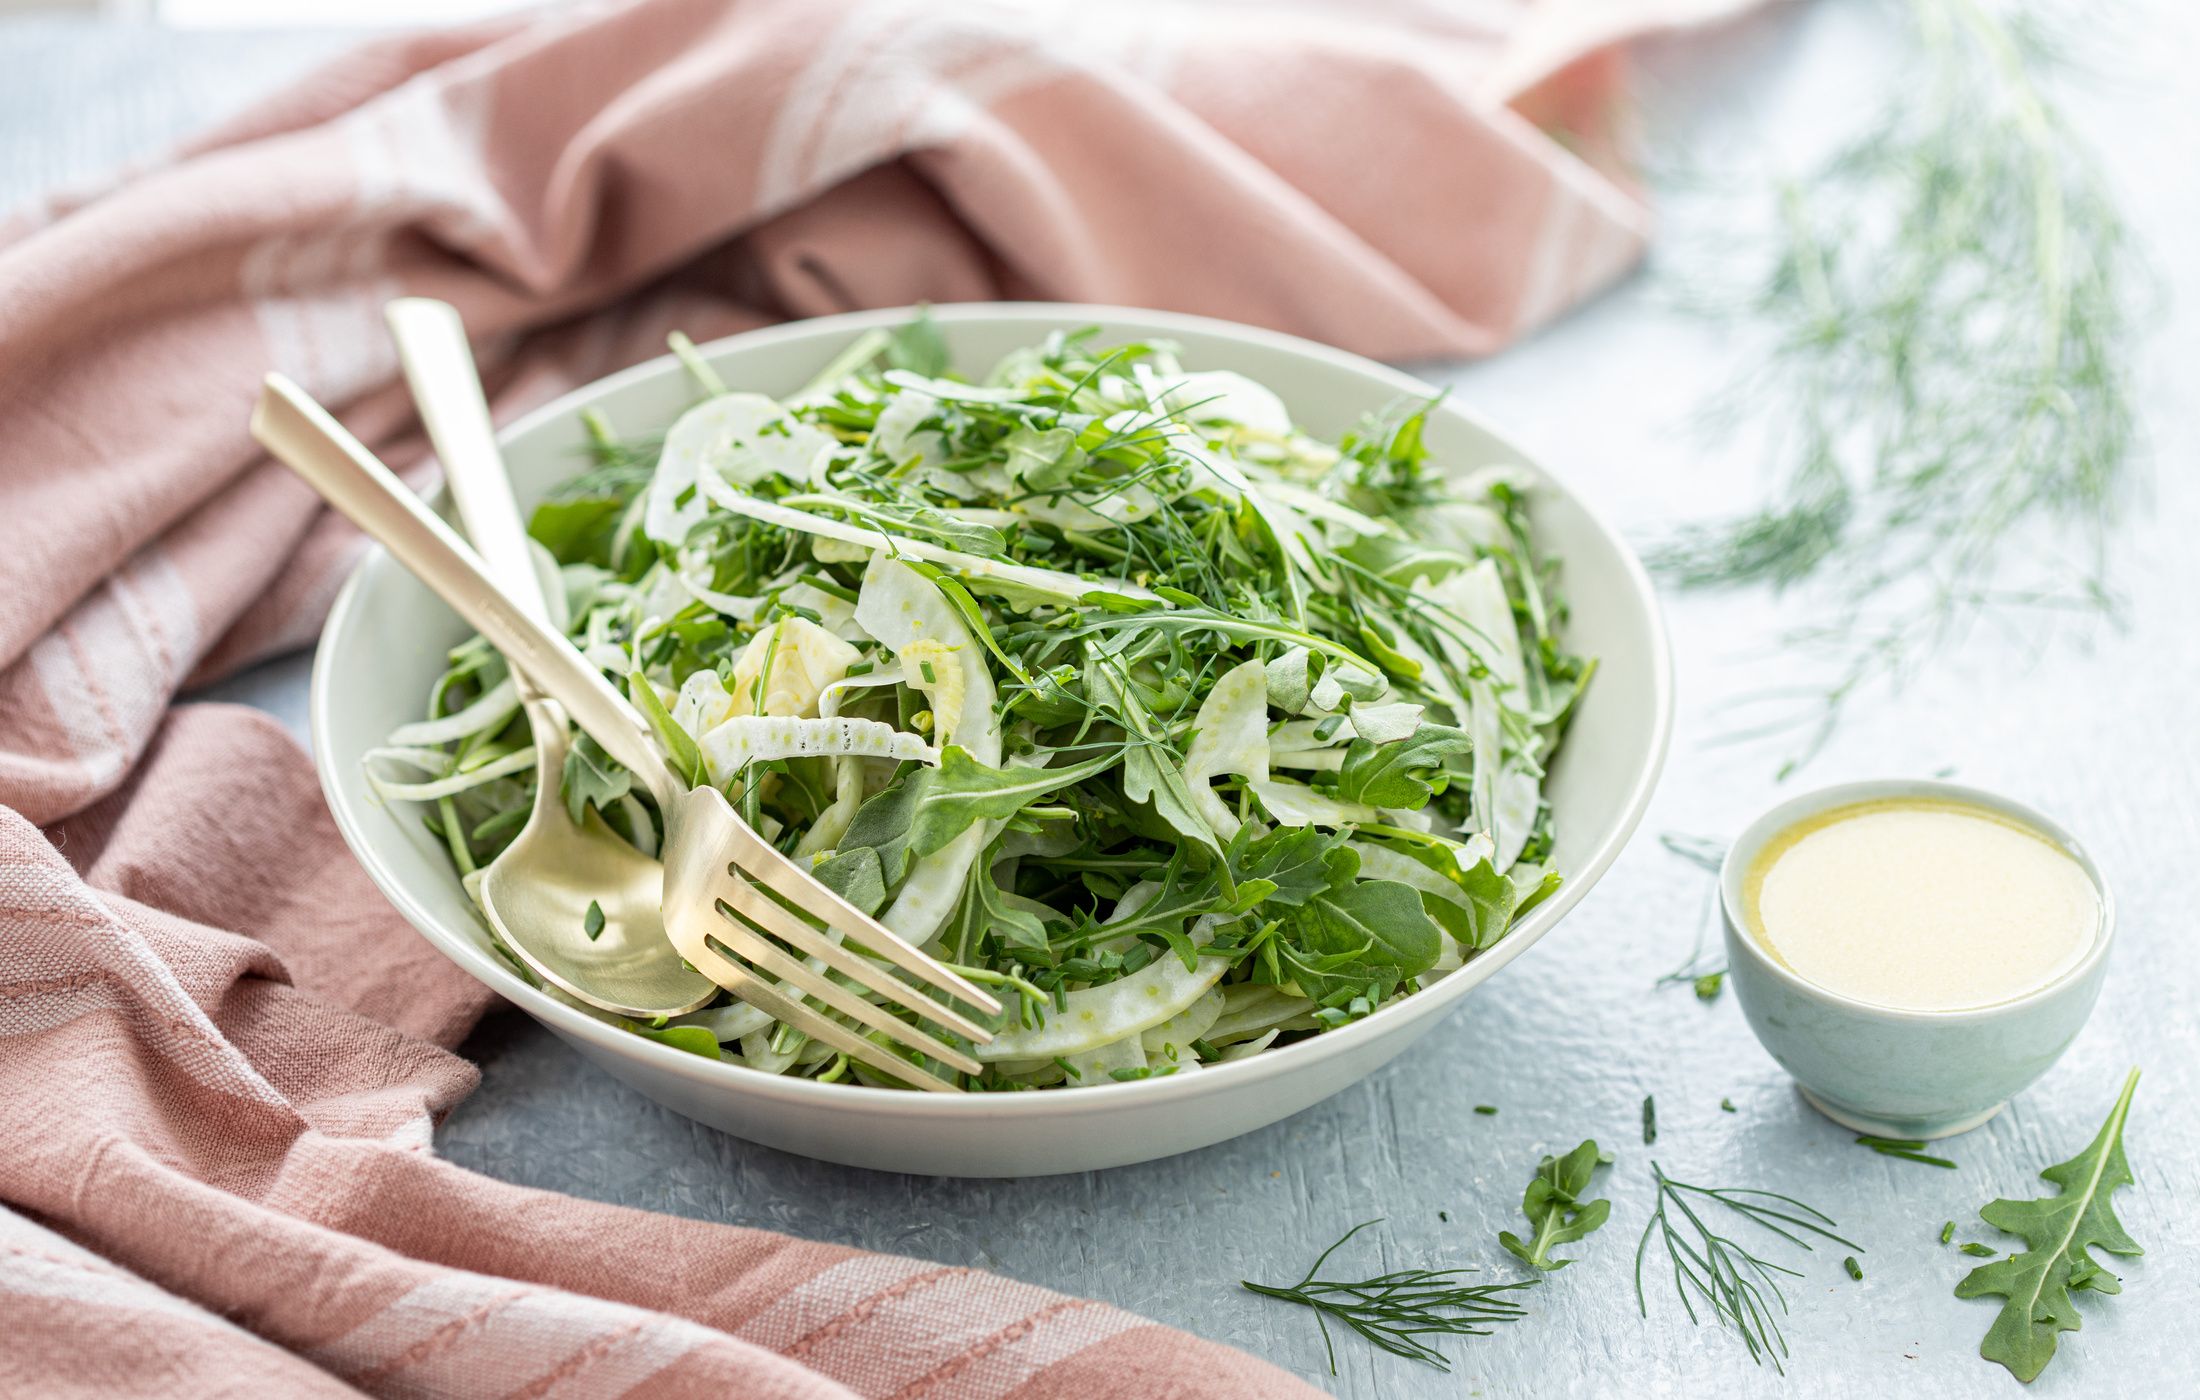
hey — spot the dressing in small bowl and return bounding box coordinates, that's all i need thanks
[1721,780,2112,1139]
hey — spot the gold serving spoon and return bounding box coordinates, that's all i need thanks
[385,298,716,1019]
[252,368,1001,1090]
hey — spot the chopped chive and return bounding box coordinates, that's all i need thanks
[583,900,605,940]
[1960,1242,1998,1258]
[1856,1135,1956,1169]
[1473,1104,1498,1116]
[920,659,938,685]
[1719,1097,1737,1113]
[1940,1220,1956,1244]
[797,571,860,604]
[1844,1256,1864,1281]
[1642,1094,1657,1146]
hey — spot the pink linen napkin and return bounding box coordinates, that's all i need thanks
[0,1,1753,1394]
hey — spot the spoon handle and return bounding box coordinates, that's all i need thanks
[383,298,554,626]
[251,373,679,807]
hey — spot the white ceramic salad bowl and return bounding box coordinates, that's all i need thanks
[311,303,1672,1177]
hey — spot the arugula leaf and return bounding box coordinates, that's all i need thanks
[1424,855,1516,952]
[1281,879,1442,1003]
[1337,532,1470,587]
[621,1021,722,1059]
[815,844,889,913]
[1336,724,1473,810]
[1088,649,1221,859]
[943,841,1050,962]
[1956,1068,2143,1383]
[906,746,1118,858]
[560,732,631,825]
[628,670,709,788]
[530,495,629,566]
[884,305,950,377]
[1002,424,1085,491]
[815,746,1118,909]
[1499,1139,1612,1271]
[1229,825,1357,906]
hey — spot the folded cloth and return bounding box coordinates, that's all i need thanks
[0,1,1753,1394]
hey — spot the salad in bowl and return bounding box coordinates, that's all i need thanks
[366,313,1591,1095]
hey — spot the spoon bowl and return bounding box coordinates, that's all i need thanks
[476,696,716,1016]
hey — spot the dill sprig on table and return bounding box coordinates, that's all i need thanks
[1654,833,1729,998]
[1243,1220,1532,1374]
[1652,0,2140,772]
[1634,1162,1861,1373]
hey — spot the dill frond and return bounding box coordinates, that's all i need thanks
[1243,1220,1533,1373]
[1634,1163,1861,1373]
[1652,0,2142,771]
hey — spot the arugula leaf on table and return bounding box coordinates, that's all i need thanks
[1499,1139,1612,1271]
[1955,1068,2144,1383]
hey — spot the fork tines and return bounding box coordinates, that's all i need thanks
[664,797,1004,1094]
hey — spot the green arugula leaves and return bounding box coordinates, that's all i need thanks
[1956,1068,2144,1382]
[1499,1140,1612,1271]
[1279,879,1442,1005]
[817,745,1119,912]
[1335,724,1472,810]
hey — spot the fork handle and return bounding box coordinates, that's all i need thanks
[252,373,680,809]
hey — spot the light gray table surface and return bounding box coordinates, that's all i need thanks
[8,5,2196,1395]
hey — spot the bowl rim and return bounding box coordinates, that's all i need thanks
[1716,776,2117,1025]
[311,301,1675,1119]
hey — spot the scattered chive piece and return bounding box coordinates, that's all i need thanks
[582,900,605,940]
[1473,1105,1498,1116]
[1053,1056,1081,1081]
[1960,1242,1998,1258]
[1439,1210,1451,1222]
[1693,972,1725,1000]
[1844,1256,1864,1281]
[1720,1098,1737,1113]
[1855,1135,1956,1169]
[920,659,938,684]
[1940,1220,1956,1244]
[1642,1094,1657,1146]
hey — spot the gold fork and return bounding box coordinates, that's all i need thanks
[251,374,1001,1091]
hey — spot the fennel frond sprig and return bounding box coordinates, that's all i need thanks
[1243,1220,1533,1374]
[1652,0,2140,771]
[1634,1163,1860,1373]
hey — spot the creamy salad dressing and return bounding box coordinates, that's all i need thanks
[1742,797,2099,1012]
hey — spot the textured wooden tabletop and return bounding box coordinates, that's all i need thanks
[10,6,2195,1394]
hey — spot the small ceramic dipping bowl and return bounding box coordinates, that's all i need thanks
[1720,779,2115,1140]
